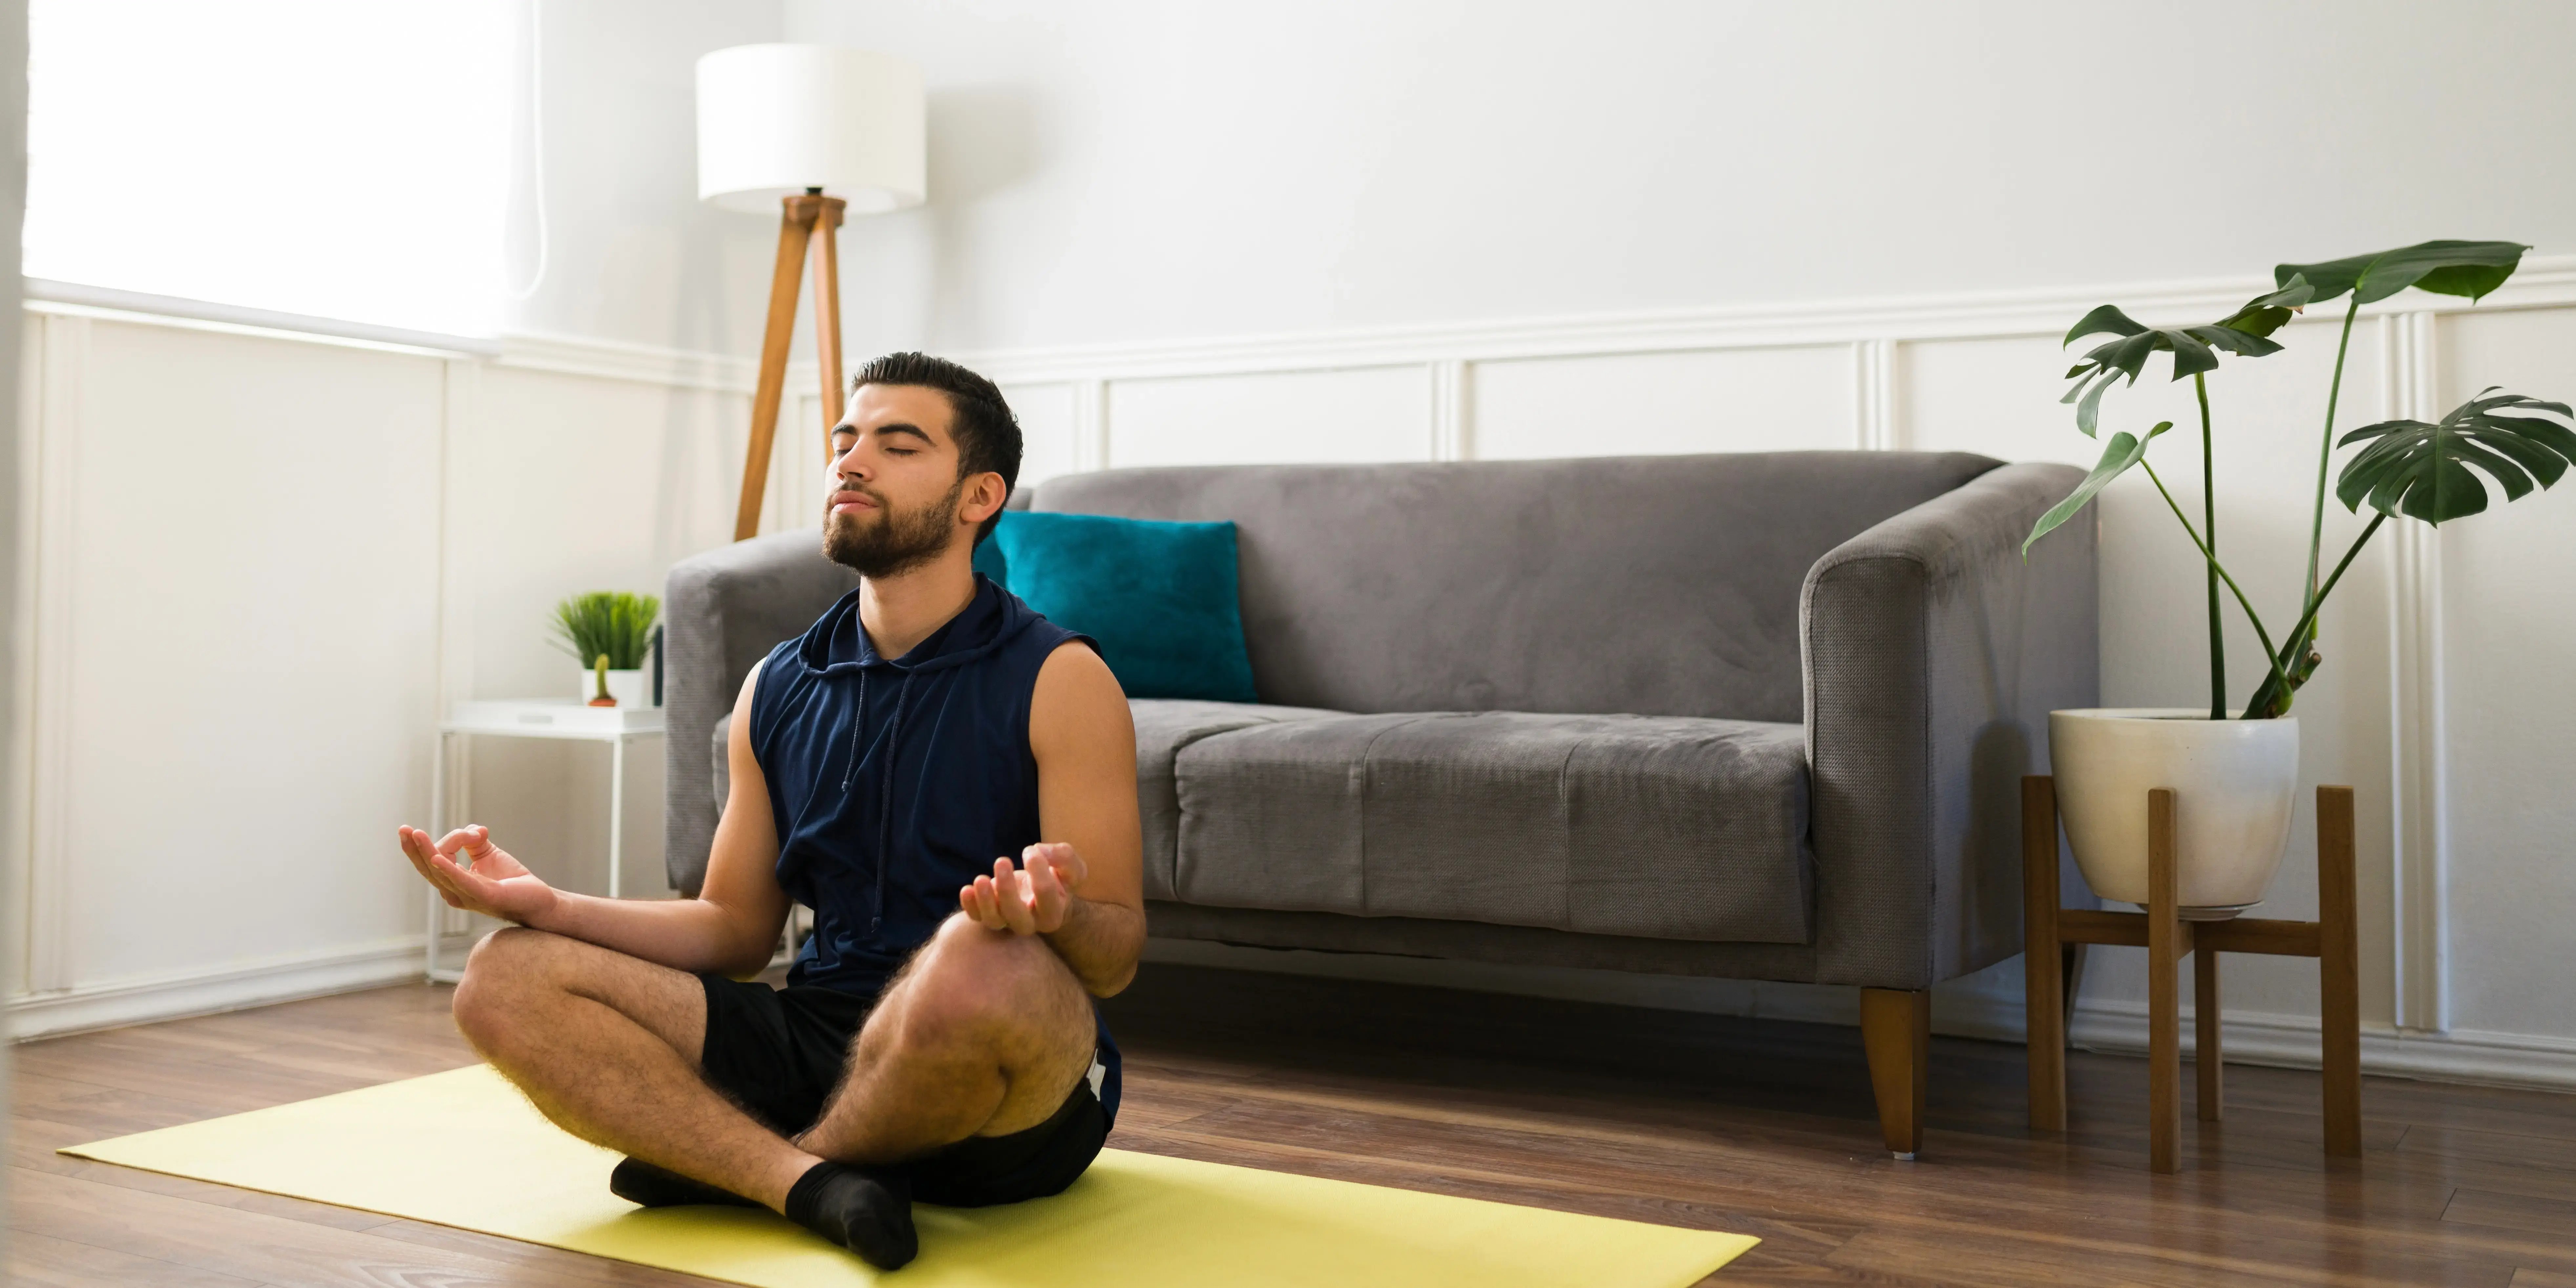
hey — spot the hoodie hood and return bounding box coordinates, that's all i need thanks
[794,573,1037,678]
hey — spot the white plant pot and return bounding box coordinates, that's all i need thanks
[2047,708,2299,920]
[575,667,651,708]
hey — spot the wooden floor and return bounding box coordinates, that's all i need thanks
[9,964,2576,1287]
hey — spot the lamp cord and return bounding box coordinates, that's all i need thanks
[503,0,550,301]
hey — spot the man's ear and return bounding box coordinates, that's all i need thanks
[959,471,1009,528]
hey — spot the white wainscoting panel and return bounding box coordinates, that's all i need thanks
[1468,345,1855,460]
[1106,365,1433,467]
[1899,334,2100,466]
[44,318,445,986]
[2427,306,2576,1044]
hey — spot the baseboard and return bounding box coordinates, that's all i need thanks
[2058,998,2576,1092]
[1142,937,2576,1093]
[6,936,429,1043]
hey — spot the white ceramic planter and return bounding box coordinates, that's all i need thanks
[575,667,651,708]
[2047,708,2299,919]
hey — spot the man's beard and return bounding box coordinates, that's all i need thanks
[822,478,964,579]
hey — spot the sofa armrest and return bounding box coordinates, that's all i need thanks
[662,528,857,896]
[1800,462,2097,989]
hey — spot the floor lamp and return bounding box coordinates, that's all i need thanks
[696,44,926,541]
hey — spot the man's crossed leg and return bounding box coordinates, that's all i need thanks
[450,910,1099,1268]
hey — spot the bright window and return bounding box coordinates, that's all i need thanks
[26,0,518,337]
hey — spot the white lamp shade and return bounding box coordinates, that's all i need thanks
[696,44,925,216]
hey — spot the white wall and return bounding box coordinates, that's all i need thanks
[11,1,2576,1095]
[787,0,2576,354]
[499,0,787,356]
[0,0,852,1041]
[769,0,2576,1087]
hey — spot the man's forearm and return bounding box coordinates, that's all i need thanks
[527,892,772,977]
[1041,897,1146,997]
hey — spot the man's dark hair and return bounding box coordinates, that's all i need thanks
[851,351,1022,546]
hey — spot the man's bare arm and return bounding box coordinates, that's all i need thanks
[398,667,791,978]
[1040,885,1146,997]
[956,642,1145,996]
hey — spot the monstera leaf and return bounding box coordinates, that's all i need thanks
[2058,281,2310,435]
[2213,276,2315,339]
[2025,421,2172,555]
[2337,388,2576,524]
[2277,240,2528,306]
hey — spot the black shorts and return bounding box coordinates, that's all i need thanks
[695,973,1109,1208]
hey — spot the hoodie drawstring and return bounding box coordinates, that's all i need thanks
[831,665,912,936]
[835,670,917,932]
[871,672,912,936]
[838,669,869,793]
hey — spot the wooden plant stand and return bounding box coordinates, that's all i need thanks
[2022,776,2361,1173]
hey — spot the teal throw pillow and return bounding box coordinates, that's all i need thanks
[971,523,1011,585]
[988,510,1259,703]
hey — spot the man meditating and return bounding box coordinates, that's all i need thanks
[396,353,1143,1272]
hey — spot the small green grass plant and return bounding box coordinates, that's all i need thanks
[549,591,660,671]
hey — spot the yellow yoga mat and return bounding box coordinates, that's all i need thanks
[63,1064,1755,1287]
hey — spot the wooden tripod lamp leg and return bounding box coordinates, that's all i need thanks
[2318,785,2362,1157]
[810,197,847,456]
[734,198,818,542]
[2024,775,2066,1132]
[2147,787,2184,1174]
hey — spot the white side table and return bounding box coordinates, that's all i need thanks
[425,699,665,982]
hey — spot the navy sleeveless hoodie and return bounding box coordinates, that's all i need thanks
[746,573,1120,1124]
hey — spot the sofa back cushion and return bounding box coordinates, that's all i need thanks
[1034,451,1999,721]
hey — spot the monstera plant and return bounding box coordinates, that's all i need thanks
[2028,240,2575,718]
[2021,240,2576,917]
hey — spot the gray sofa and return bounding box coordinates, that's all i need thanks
[663,451,2096,1157]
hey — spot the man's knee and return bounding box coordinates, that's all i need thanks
[898,915,1079,1052]
[451,926,573,1046]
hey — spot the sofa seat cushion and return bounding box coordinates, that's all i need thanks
[1131,698,1341,899]
[1173,711,1813,944]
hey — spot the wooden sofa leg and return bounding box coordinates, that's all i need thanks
[1860,987,1930,1160]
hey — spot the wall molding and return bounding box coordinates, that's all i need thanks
[6,935,429,1042]
[32,252,2576,404]
[25,312,84,996]
[953,255,2576,481]
[1852,339,1898,451]
[23,279,494,361]
[2061,997,2576,1092]
[945,255,2576,386]
[1428,359,1470,461]
[2381,309,2451,1034]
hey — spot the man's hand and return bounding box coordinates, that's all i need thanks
[398,824,560,927]
[959,842,1090,936]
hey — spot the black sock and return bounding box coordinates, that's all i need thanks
[784,1160,916,1270]
[608,1156,762,1209]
